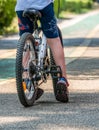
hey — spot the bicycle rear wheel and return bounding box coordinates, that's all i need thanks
[16,32,37,107]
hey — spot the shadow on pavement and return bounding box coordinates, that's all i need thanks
[0,39,17,50]
[63,38,99,47]
[0,57,99,80]
[0,37,99,50]
[67,57,99,80]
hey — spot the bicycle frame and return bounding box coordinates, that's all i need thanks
[33,30,47,68]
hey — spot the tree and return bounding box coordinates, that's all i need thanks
[0,0,16,34]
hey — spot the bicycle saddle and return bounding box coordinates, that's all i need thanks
[23,8,42,19]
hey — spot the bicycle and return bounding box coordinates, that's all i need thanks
[16,8,63,107]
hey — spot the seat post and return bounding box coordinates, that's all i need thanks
[32,17,39,30]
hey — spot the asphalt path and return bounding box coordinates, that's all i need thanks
[0,10,99,130]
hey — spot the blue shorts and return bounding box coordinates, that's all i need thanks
[16,3,59,38]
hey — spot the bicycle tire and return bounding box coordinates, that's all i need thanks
[50,26,63,99]
[16,32,37,107]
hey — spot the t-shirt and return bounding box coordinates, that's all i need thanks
[15,0,54,11]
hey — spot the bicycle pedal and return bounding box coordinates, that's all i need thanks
[50,66,62,78]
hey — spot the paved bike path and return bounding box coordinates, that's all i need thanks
[0,10,99,130]
[0,10,99,82]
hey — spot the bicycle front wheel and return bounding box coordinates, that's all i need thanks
[16,32,37,107]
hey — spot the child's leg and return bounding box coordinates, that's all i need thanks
[40,3,69,102]
[40,3,69,82]
[47,37,67,79]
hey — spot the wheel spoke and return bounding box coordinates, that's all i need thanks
[16,33,37,107]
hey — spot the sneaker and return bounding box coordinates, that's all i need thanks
[56,77,69,103]
[35,88,44,100]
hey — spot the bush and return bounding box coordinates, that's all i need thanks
[65,0,82,13]
[54,0,93,17]
[54,0,66,17]
[0,0,16,34]
[65,0,93,13]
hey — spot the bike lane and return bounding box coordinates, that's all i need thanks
[0,10,99,83]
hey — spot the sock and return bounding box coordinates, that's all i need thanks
[59,77,69,86]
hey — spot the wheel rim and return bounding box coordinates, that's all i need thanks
[22,39,36,100]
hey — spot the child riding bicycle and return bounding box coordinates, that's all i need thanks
[15,0,69,103]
